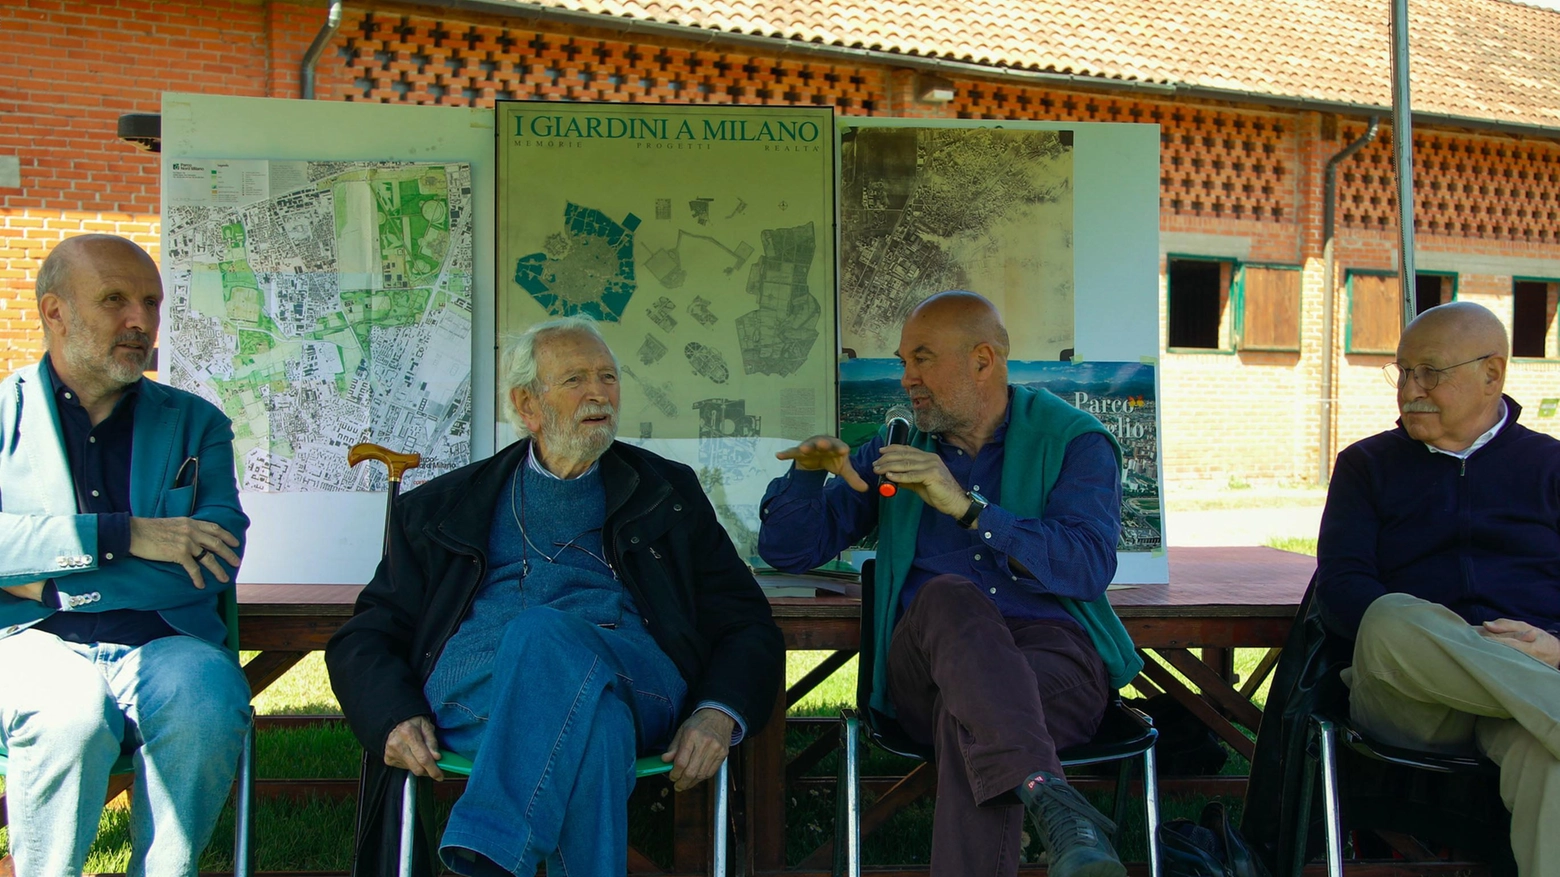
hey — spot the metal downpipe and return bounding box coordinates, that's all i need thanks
[1391,0,1418,328]
[1318,117,1380,485]
[301,1,344,100]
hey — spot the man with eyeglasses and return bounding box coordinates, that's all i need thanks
[326,317,783,877]
[1318,301,1560,875]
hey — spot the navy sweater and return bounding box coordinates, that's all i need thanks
[1317,397,1560,639]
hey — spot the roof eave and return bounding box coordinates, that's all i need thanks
[423,0,1560,139]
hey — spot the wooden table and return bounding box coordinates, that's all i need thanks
[236,545,1314,875]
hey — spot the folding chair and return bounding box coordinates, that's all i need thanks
[395,754,729,877]
[1297,713,1506,877]
[344,444,732,877]
[0,589,258,877]
[1244,574,1513,876]
[833,561,1160,877]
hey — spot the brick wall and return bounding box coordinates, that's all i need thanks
[3,0,1559,487]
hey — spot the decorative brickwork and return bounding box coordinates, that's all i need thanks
[333,10,881,112]
[1338,122,1560,243]
[952,85,1296,223]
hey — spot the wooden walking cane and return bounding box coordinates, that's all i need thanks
[348,442,422,553]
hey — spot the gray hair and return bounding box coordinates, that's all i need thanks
[500,316,615,437]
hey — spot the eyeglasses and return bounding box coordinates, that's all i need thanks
[1382,354,1494,391]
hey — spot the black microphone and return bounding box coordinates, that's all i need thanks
[878,405,913,497]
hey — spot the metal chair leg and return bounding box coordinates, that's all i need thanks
[833,710,861,877]
[1316,718,1344,877]
[1110,756,1131,846]
[1291,721,1320,877]
[712,759,729,877]
[1143,743,1161,877]
[397,770,418,877]
[232,707,256,877]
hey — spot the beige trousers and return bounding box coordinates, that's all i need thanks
[1345,592,1560,876]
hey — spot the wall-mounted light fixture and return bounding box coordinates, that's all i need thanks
[917,74,957,103]
[116,113,161,153]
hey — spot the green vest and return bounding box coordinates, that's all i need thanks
[872,385,1145,718]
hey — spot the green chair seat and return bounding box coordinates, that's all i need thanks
[400,750,728,876]
[431,751,673,779]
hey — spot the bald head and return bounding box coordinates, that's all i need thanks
[37,234,158,307]
[1395,301,1509,451]
[1400,301,1509,361]
[905,290,1011,360]
[35,234,162,403]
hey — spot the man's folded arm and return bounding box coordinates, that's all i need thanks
[980,433,1122,602]
[0,509,99,589]
[757,439,880,572]
[29,431,250,612]
[1315,449,1389,639]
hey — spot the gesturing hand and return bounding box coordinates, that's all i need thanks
[775,435,869,493]
[129,516,241,588]
[1479,619,1560,669]
[384,716,445,780]
[661,707,734,792]
[872,445,968,517]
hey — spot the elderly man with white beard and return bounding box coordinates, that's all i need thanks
[326,316,784,877]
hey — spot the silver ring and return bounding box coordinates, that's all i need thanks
[194,548,210,562]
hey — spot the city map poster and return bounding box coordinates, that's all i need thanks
[164,159,474,493]
[839,358,1163,552]
[838,122,1075,361]
[495,102,837,559]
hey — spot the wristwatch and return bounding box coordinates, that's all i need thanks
[956,491,989,529]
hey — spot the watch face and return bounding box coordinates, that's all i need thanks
[967,491,987,507]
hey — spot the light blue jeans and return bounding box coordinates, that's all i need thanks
[0,629,251,877]
[426,607,687,877]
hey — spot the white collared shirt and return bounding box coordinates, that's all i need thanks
[1424,400,1508,461]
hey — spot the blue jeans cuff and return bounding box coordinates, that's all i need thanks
[439,829,529,877]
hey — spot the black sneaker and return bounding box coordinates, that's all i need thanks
[1017,770,1127,877]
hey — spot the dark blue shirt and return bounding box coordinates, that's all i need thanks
[34,360,176,646]
[758,406,1121,624]
[1318,397,1560,639]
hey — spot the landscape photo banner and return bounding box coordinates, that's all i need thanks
[839,122,1075,361]
[495,102,838,559]
[840,358,1163,553]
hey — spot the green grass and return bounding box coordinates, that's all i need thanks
[1264,535,1319,556]
[1,650,1262,869]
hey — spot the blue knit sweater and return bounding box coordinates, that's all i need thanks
[425,460,655,709]
[1318,397,1560,639]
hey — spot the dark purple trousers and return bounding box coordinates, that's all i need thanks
[886,575,1110,876]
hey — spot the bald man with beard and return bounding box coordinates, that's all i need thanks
[1318,301,1560,875]
[759,291,1141,877]
[0,235,251,877]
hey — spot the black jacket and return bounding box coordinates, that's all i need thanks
[325,439,784,876]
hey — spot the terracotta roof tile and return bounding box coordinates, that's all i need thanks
[482,0,1560,128]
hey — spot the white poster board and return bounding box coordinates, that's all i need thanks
[161,93,497,584]
[837,119,1165,583]
[161,97,1163,585]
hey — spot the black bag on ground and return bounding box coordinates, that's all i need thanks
[1159,802,1271,877]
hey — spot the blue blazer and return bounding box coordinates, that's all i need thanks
[0,357,249,645]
